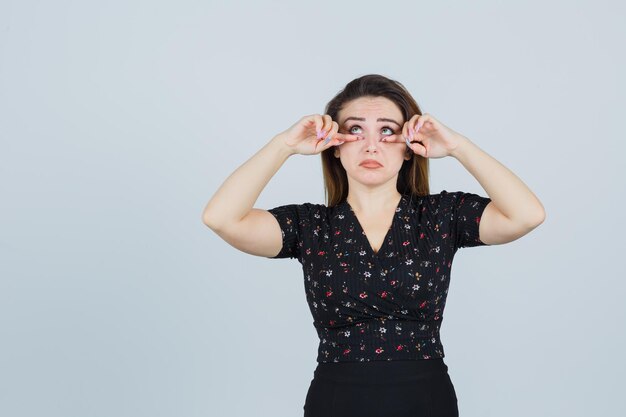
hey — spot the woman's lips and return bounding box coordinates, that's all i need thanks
[360,160,383,168]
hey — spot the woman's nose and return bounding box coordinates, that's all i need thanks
[361,133,381,149]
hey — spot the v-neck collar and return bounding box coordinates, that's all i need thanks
[342,194,407,258]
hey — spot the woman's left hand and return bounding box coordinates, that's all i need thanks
[387,113,466,159]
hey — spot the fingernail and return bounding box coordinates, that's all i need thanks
[324,135,332,144]
[316,129,322,139]
[405,136,411,147]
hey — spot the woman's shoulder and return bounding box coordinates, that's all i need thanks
[404,190,479,212]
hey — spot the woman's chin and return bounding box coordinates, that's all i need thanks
[352,174,393,186]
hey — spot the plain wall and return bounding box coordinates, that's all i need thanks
[1,0,624,416]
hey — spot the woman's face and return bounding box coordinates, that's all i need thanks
[335,96,410,188]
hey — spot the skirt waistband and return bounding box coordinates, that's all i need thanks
[313,358,449,385]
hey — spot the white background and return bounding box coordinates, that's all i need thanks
[1,0,624,416]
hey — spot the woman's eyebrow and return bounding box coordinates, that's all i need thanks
[341,116,401,127]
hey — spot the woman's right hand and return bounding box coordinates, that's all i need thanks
[275,114,362,156]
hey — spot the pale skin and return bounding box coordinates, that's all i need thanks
[201,95,545,258]
[331,96,546,249]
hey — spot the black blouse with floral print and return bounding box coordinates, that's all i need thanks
[267,190,491,363]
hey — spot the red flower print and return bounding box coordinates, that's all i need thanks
[380,291,388,298]
[343,348,351,355]
[375,347,384,354]
[329,320,335,325]
[436,267,440,273]
[317,250,326,256]
[359,292,368,299]
[334,230,341,235]
[326,290,333,297]
[420,233,425,239]
[396,345,404,351]
[402,241,409,246]
[419,301,427,308]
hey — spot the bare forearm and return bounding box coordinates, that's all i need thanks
[451,136,545,226]
[201,136,293,229]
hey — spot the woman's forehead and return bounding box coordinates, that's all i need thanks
[339,97,403,123]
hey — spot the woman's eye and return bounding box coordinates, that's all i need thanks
[348,125,395,136]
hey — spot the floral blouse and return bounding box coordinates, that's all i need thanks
[267,190,491,363]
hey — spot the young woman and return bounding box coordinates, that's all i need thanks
[202,74,545,417]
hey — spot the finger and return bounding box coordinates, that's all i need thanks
[320,114,333,139]
[322,121,339,146]
[407,141,427,157]
[415,113,431,134]
[404,114,418,137]
[381,134,403,143]
[414,135,430,158]
[314,114,325,139]
[402,121,410,141]
[409,114,424,140]
[333,132,362,141]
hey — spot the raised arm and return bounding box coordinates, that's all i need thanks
[201,136,294,257]
[401,113,546,246]
[201,114,360,257]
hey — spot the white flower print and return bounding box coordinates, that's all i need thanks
[271,190,491,363]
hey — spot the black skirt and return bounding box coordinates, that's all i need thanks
[303,358,458,417]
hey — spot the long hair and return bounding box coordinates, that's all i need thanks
[321,74,430,207]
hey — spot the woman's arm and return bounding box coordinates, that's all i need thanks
[202,114,359,257]
[450,136,546,245]
[201,136,293,229]
[402,113,545,246]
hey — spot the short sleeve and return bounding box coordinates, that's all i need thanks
[266,203,312,260]
[442,190,492,250]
